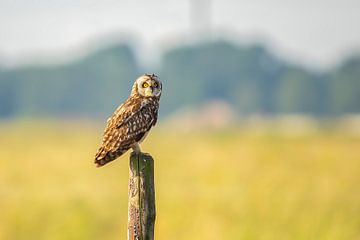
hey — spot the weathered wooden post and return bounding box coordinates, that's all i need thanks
[128,152,156,240]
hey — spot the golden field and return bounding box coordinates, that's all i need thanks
[0,121,359,240]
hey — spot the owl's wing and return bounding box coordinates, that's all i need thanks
[114,100,147,128]
[151,106,159,127]
[95,98,155,167]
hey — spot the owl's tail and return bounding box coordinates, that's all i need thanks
[94,147,126,167]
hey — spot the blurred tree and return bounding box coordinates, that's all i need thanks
[0,40,359,119]
[161,41,284,115]
[276,67,327,115]
[0,44,139,118]
[0,71,21,117]
[329,56,360,114]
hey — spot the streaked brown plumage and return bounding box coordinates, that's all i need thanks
[95,74,162,167]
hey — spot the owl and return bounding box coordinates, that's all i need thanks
[94,74,162,167]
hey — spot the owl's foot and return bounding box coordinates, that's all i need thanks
[130,148,151,158]
[130,151,140,157]
[131,143,142,153]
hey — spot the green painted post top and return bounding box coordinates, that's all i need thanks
[128,152,156,240]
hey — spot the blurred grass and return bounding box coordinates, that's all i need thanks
[0,121,359,240]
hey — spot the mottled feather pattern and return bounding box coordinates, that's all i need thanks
[95,74,161,167]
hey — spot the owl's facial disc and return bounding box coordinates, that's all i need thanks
[136,74,162,98]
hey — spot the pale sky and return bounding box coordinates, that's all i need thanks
[0,0,359,69]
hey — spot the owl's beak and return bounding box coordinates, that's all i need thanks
[144,87,153,97]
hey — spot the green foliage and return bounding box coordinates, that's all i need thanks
[0,44,139,118]
[329,57,360,114]
[0,41,359,118]
[160,42,284,114]
[0,72,21,117]
[276,67,328,115]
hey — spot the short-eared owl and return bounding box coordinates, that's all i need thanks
[95,74,162,167]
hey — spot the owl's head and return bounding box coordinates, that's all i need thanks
[132,74,162,98]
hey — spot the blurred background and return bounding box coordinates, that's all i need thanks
[0,0,359,239]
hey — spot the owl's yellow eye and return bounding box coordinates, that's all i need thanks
[153,82,158,88]
[142,82,149,88]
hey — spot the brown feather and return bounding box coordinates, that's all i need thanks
[95,75,160,167]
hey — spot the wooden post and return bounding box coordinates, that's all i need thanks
[128,152,156,240]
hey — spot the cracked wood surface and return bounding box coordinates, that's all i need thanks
[128,152,156,240]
